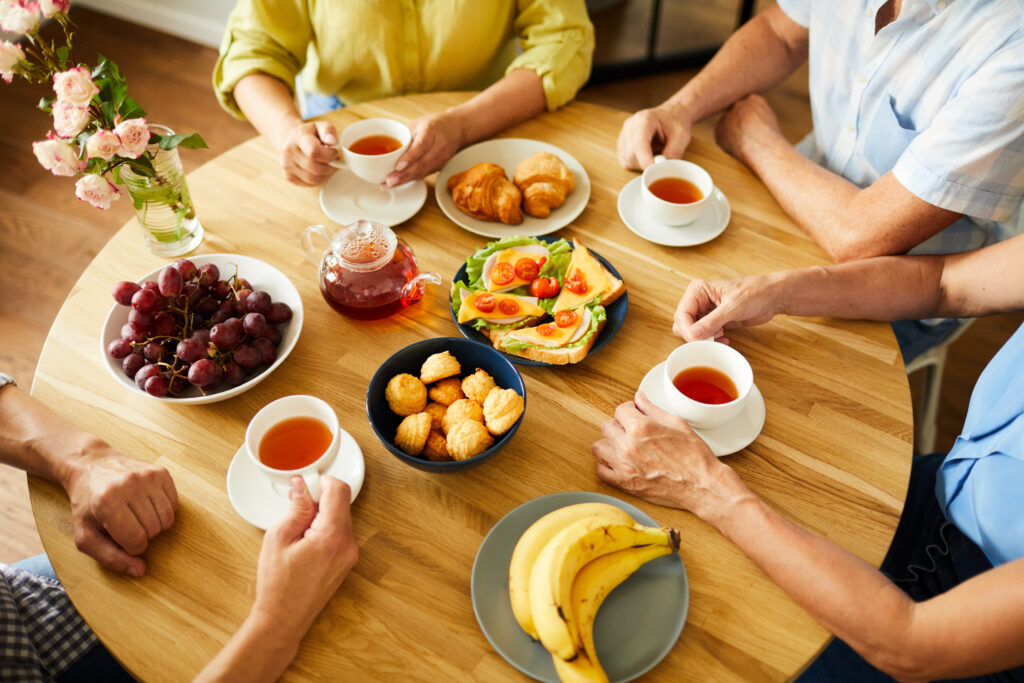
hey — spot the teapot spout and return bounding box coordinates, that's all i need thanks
[401,272,443,303]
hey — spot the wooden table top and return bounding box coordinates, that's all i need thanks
[29,94,912,682]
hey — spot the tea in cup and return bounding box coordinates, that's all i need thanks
[641,156,713,226]
[331,118,411,184]
[662,341,752,429]
[245,395,340,501]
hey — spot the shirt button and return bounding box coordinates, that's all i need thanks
[857,74,867,84]
[936,0,947,8]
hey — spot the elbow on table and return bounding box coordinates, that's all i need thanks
[823,231,902,265]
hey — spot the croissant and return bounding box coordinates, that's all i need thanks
[513,152,575,219]
[447,163,523,224]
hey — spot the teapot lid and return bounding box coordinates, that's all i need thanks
[335,219,397,272]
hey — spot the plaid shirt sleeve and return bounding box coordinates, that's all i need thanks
[0,564,98,682]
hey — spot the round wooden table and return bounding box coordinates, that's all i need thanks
[29,94,912,682]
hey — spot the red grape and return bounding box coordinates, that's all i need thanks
[266,302,292,324]
[263,325,281,345]
[169,376,187,394]
[210,321,241,349]
[194,296,218,317]
[142,281,160,294]
[224,362,245,385]
[128,309,154,331]
[173,258,198,281]
[197,263,220,287]
[142,341,166,363]
[154,313,177,337]
[242,312,268,337]
[144,375,169,397]
[176,337,206,364]
[121,323,146,343]
[236,278,252,290]
[112,281,141,306]
[188,359,221,388]
[233,344,261,368]
[245,290,271,315]
[131,288,159,313]
[190,329,211,345]
[253,337,277,364]
[122,354,145,378]
[158,267,184,297]
[135,363,161,389]
[210,309,233,325]
[212,280,232,299]
[108,338,132,359]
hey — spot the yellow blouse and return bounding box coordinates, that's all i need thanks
[213,0,595,118]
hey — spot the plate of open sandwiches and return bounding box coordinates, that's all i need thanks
[449,236,628,365]
[435,139,591,238]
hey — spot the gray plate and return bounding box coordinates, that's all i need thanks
[471,492,689,682]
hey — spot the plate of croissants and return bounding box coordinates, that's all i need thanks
[436,139,590,238]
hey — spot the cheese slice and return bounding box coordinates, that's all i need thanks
[482,245,550,292]
[457,291,545,324]
[552,244,612,312]
[506,308,591,348]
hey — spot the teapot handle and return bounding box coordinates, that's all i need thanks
[301,224,333,265]
[401,272,443,302]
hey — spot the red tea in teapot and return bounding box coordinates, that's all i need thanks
[319,241,423,320]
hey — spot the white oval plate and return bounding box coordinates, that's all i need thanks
[100,253,304,405]
[435,138,591,238]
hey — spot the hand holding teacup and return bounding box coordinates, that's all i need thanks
[330,118,412,186]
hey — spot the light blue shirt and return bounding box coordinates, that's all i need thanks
[935,323,1024,567]
[778,0,1024,255]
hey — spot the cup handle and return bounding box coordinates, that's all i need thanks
[328,158,346,170]
[301,224,333,265]
[401,272,443,302]
[302,472,322,503]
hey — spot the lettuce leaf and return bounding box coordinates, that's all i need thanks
[450,281,545,332]
[499,305,607,353]
[464,236,571,288]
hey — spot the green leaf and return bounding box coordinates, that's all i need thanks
[56,45,69,69]
[111,166,122,184]
[91,55,124,84]
[156,133,208,151]
[126,156,156,177]
[100,100,116,126]
[111,81,127,108]
[37,96,55,113]
[116,96,146,120]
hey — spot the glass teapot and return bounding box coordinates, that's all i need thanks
[302,220,441,320]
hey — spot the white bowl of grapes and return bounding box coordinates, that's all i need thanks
[101,253,304,404]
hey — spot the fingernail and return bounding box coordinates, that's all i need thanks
[395,160,408,171]
[127,564,144,577]
[289,481,304,500]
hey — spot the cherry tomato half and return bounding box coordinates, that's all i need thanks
[490,261,515,285]
[530,276,560,298]
[474,293,496,313]
[514,258,540,282]
[537,323,557,336]
[555,309,579,328]
[498,298,521,315]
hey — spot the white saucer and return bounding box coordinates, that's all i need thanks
[319,165,427,227]
[638,362,765,456]
[226,428,366,530]
[617,177,730,247]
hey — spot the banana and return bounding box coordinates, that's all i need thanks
[553,652,608,683]
[529,518,681,661]
[509,503,635,640]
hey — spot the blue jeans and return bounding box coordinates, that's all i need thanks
[303,91,344,119]
[13,554,136,682]
[892,318,962,365]
[797,453,1024,682]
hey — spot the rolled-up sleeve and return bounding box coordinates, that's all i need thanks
[776,0,810,28]
[507,0,595,111]
[212,0,312,119]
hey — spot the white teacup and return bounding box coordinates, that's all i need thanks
[244,395,340,502]
[641,156,714,226]
[662,341,753,429]
[330,118,411,185]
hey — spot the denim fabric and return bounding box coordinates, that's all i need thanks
[303,91,344,119]
[891,317,961,364]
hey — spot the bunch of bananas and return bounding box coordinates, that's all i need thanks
[508,502,681,682]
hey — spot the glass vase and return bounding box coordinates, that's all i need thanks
[120,124,204,257]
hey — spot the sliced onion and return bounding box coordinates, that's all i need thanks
[481,245,552,292]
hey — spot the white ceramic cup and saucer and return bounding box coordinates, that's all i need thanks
[320,118,427,227]
[226,395,365,530]
[617,155,731,247]
[638,341,765,456]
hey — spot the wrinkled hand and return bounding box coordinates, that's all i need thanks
[385,112,464,187]
[277,120,339,186]
[592,392,738,516]
[63,449,178,577]
[252,476,358,638]
[714,94,783,163]
[673,274,780,343]
[617,104,692,171]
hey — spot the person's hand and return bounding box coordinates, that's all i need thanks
[592,392,746,518]
[62,446,178,577]
[276,120,339,186]
[714,94,784,164]
[673,274,781,343]
[617,103,693,171]
[385,112,465,187]
[251,476,358,640]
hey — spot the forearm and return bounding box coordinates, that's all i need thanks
[194,610,302,683]
[665,7,807,125]
[445,68,546,147]
[0,384,104,488]
[234,73,304,152]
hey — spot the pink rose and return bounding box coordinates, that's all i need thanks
[32,136,83,177]
[75,174,120,210]
[52,100,90,138]
[0,39,24,84]
[38,0,69,18]
[52,66,98,107]
[1,2,39,34]
[85,129,120,161]
[114,117,150,159]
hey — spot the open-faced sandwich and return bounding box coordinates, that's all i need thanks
[450,236,626,364]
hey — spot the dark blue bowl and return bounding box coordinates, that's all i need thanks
[448,236,629,366]
[366,337,526,472]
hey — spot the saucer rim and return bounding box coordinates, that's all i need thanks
[640,361,765,457]
[319,165,428,227]
[617,177,730,247]
[226,429,366,530]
